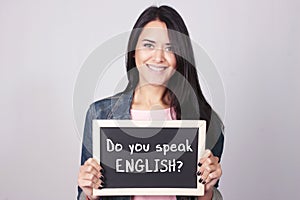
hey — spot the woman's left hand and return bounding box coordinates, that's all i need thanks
[197,149,222,192]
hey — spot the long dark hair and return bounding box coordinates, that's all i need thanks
[124,5,212,126]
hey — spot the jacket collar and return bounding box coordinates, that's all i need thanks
[107,90,133,119]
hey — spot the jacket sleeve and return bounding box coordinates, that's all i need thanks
[77,104,95,200]
[206,110,225,188]
[212,187,223,199]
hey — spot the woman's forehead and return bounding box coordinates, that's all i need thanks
[139,21,170,43]
[144,20,167,29]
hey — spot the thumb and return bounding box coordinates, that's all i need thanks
[200,149,212,163]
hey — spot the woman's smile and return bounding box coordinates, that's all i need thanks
[146,64,168,72]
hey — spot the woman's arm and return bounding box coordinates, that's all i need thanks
[197,150,223,200]
[77,105,104,200]
[78,158,103,200]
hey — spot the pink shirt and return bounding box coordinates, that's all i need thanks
[131,108,174,121]
[131,108,176,200]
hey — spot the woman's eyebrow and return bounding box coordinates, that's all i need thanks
[142,39,156,43]
[142,39,173,46]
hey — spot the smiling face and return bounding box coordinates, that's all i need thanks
[134,20,177,87]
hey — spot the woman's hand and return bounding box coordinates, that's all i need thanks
[197,149,222,192]
[78,158,104,200]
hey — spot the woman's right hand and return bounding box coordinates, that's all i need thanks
[78,158,104,200]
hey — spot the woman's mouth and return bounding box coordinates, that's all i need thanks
[146,64,168,72]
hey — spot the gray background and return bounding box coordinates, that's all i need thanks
[0,0,299,199]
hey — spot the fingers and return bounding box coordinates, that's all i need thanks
[78,158,105,195]
[199,149,219,164]
[85,158,102,172]
[205,166,222,184]
[199,157,219,171]
[79,170,102,186]
[197,150,222,190]
[203,149,212,158]
[78,178,102,188]
[199,163,222,183]
[80,159,102,178]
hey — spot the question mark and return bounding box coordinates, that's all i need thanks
[177,160,183,172]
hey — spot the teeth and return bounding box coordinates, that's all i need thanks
[147,65,166,72]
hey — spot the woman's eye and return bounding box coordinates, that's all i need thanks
[165,46,173,52]
[143,43,154,49]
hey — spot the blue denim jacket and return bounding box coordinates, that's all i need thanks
[77,90,224,200]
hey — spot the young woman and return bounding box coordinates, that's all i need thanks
[77,5,224,200]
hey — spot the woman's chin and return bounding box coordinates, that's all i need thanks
[140,80,168,87]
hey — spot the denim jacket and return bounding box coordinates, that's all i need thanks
[77,90,224,200]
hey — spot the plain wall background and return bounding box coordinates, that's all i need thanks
[0,0,299,199]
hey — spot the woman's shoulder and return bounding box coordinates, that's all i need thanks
[87,90,133,119]
[91,91,131,108]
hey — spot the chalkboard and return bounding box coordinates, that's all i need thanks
[92,120,206,196]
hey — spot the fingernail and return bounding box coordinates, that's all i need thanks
[100,176,105,181]
[100,169,104,173]
[199,178,203,183]
[202,181,206,184]
[196,171,201,176]
[198,162,202,167]
[98,185,103,189]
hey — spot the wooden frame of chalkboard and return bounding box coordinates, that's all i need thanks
[92,120,206,196]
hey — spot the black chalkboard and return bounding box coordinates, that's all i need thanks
[92,120,206,196]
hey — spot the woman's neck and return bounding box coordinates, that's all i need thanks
[132,83,170,110]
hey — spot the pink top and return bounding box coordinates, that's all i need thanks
[131,108,176,200]
[131,107,174,121]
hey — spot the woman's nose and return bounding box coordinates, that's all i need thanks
[152,48,165,63]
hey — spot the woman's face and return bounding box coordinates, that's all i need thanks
[134,20,177,87]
